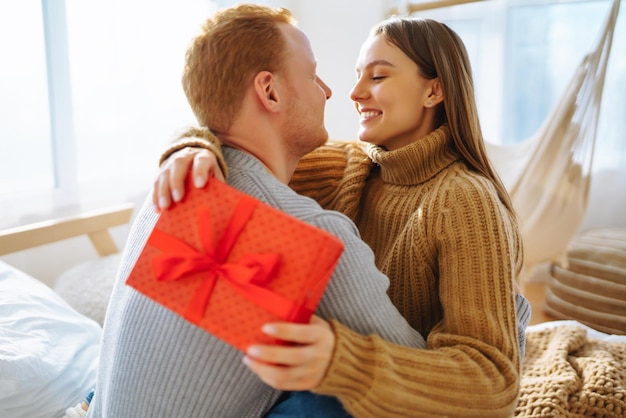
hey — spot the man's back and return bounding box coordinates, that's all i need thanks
[88,148,424,417]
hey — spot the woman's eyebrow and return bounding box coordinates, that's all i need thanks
[364,59,395,70]
[356,59,395,74]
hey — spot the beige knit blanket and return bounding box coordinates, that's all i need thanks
[515,324,626,417]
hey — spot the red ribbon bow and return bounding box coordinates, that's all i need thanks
[147,195,300,323]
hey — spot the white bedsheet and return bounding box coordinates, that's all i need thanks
[0,261,101,418]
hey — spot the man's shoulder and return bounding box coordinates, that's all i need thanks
[228,169,358,239]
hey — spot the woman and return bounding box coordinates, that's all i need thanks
[155,15,530,417]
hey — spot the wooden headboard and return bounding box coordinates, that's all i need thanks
[0,204,134,257]
[387,0,485,15]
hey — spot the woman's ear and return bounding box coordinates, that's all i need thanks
[426,78,444,108]
[254,71,281,113]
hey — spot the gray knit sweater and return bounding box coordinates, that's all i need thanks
[87,147,425,418]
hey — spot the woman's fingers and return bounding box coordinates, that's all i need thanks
[243,342,329,390]
[169,151,197,202]
[245,344,307,367]
[261,316,330,345]
[191,150,225,187]
[243,352,321,391]
[242,316,335,391]
[152,168,173,211]
[153,148,194,209]
[153,147,224,210]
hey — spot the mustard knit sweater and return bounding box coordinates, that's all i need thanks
[288,125,523,417]
[162,125,523,417]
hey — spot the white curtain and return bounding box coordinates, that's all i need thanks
[486,0,621,277]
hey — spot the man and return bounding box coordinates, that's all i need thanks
[86,4,424,417]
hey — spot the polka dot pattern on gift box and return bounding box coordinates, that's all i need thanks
[126,177,344,352]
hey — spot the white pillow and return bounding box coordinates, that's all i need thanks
[0,261,101,418]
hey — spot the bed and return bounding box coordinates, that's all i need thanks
[0,205,132,418]
[0,206,624,418]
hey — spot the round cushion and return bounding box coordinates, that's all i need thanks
[53,253,121,326]
[546,228,626,334]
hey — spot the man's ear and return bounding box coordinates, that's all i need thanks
[254,71,281,113]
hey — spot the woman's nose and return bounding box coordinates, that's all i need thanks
[349,78,366,102]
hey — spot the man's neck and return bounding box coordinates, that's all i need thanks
[218,134,297,184]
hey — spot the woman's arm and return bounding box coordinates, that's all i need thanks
[155,131,373,219]
[158,127,225,170]
[255,175,523,418]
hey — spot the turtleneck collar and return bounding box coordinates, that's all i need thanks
[366,125,459,186]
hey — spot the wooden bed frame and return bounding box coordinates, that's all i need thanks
[388,0,486,15]
[0,204,134,257]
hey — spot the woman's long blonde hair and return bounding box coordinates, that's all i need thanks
[374,17,515,215]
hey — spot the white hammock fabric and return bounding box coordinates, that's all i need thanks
[485,0,621,277]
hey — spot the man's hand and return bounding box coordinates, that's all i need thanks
[243,316,335,391]
[153,147,225,211]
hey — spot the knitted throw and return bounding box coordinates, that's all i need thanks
[516,325,626,417]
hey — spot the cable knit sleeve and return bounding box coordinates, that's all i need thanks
[313,170,522,418]
[288,141,371,221]
[158,126,228,179]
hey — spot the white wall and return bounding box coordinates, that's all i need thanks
[581,169,626,231]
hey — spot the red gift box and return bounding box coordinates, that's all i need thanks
[125,176,344,352]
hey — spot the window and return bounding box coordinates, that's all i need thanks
[419,0,625,168]
[0,1,53,196]
[503,0,616,144]
[0,0,216,228]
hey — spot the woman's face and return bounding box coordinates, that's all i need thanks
[350,34,437,151]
